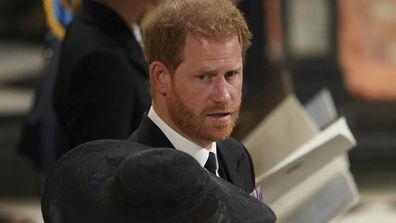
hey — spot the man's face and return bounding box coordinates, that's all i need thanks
[166,35,243,147]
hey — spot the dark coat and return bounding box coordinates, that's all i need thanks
[18,37,69,170]
[53,0,150,151]
[128,114,256,194]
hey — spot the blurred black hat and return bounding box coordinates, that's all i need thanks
[41,139,276,223]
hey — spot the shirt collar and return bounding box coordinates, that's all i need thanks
[148,106,218,171]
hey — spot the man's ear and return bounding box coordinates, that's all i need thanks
[150,61,171,96]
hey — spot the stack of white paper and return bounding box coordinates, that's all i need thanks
[243,95,319,174]
[257,117,356,203]
[243,93,359,223]
[304,88,338,129]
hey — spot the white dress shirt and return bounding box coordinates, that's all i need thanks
[148,106,219,176]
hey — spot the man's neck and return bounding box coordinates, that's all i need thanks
[148,106,217,169]
[151,104,212,148]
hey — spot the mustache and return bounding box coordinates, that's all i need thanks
[203,104,240,114]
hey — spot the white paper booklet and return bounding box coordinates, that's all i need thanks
[243,94,319,175]
[256,117,356,202]
[304,88,338,129]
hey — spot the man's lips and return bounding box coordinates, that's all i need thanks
[208,112,231,117]
[207,112,232,121]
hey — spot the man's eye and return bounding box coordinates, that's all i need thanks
[197,74,209,80]
[225,71,238,78]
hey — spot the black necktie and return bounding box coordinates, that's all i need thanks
[204,152,216,174]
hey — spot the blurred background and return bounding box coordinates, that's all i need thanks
[1,0,396,222]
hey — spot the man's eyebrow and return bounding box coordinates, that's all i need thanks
[194,68,217,75]
[227,65,242,72]
[193,63,242,74]
[195,64,242,74]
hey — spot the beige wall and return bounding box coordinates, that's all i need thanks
[338,0,396,101]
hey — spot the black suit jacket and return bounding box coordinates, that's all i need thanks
[54,0,150,151]
[128,114,256,193]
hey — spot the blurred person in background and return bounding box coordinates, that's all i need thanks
[52,0,157,153]
[19,0,81,171]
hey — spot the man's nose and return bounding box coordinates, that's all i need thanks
[211,76,232,103]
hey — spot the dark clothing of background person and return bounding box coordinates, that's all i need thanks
[53,0,151,150]
[18,0,75,170]
[19,35,69,170]
[128,114,256,194]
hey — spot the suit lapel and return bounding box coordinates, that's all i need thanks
[217,143,238,184]
[217,141,254,193]
[128,114,173,148]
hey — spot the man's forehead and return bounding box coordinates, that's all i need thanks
[183,34,242,57]
[185,33,240,46]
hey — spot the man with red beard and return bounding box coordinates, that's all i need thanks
[128,0,271,210]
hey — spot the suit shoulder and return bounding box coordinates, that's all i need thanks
[63,19,123,55]
[219,137,253,163]
[220,137,245,149]
[218,137,251,157]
